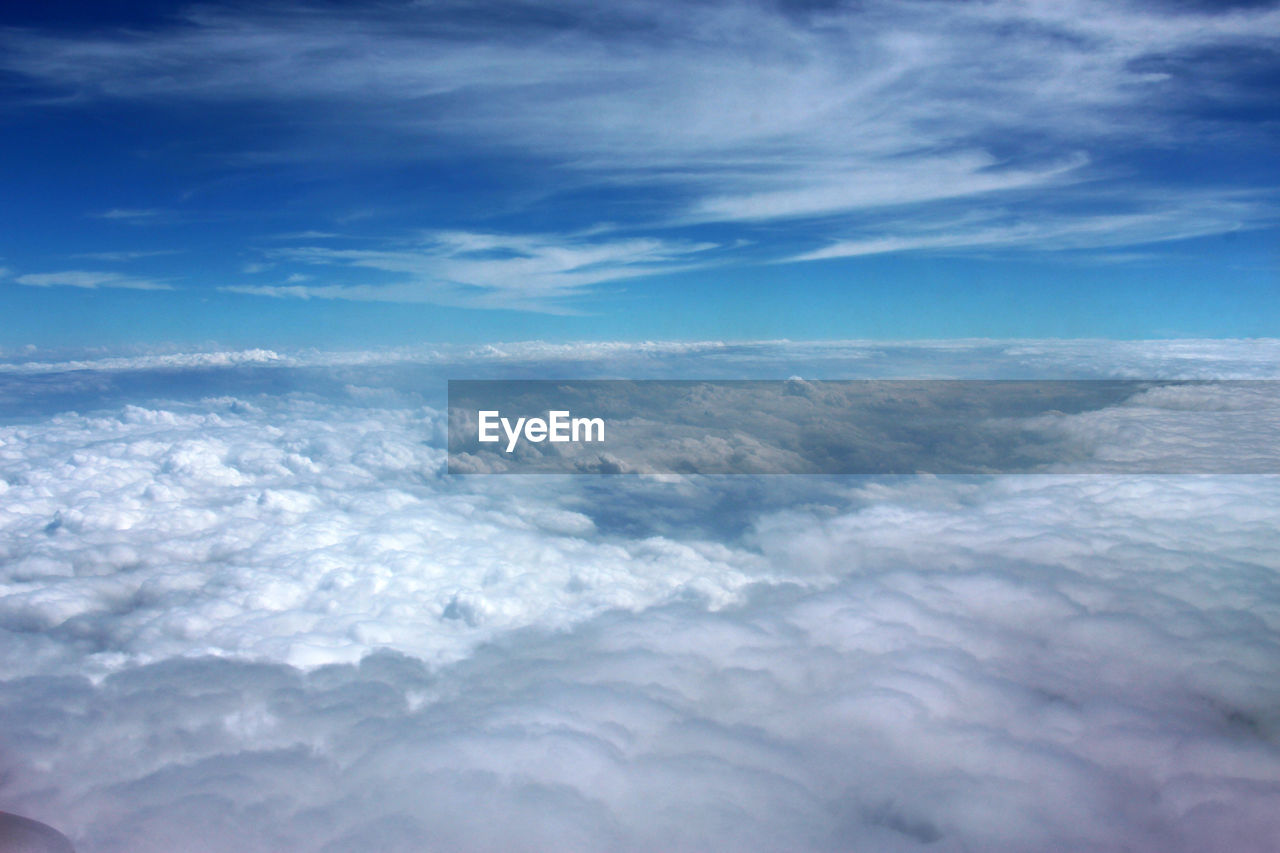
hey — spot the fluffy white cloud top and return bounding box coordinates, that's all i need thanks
[0,396,766,676]
[1,340,1279,851]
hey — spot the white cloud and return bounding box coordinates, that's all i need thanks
[224,230,720,308]
[1,341,1280,850]
[74,250,181,262]
[3,465,1280,849]
[6,337,1280,378]
[0,394,766,677]
[14,270,173,291]
[3,0,1274,249]
[689,152,1090,223]
[92,208,169,223]
[790,195,1267,261]
[0,348,286,374]
[0,2,1271,310]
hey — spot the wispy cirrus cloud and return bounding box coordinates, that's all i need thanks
[4,1,1276,222]
[687,152,1092,224]
[0,0,1276,311]
[74,249,182,262]
[14,270,173,291]
[789,192,1272,261]
[223,230,720,310]
[92,208,170,223]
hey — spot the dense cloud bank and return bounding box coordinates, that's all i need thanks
[2,341,1279,850]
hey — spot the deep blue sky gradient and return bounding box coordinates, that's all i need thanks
[1,0,1277,348]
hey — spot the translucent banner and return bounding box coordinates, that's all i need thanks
[447,380,1280,474]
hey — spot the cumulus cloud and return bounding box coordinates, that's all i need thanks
[2,340,1280,850]
[5,471,1280,851]
[0,396,768,677]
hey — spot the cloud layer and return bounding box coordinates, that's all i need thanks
[1,340,1279,850]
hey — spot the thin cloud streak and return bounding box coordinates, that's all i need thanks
[687,153,1092,224]
[92,208,170,223]
[14,270,173,291]
[74,250,183,262]
[789,195,1271,261]
[223,230,721,309]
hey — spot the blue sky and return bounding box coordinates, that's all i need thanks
[1,0,1277,348]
